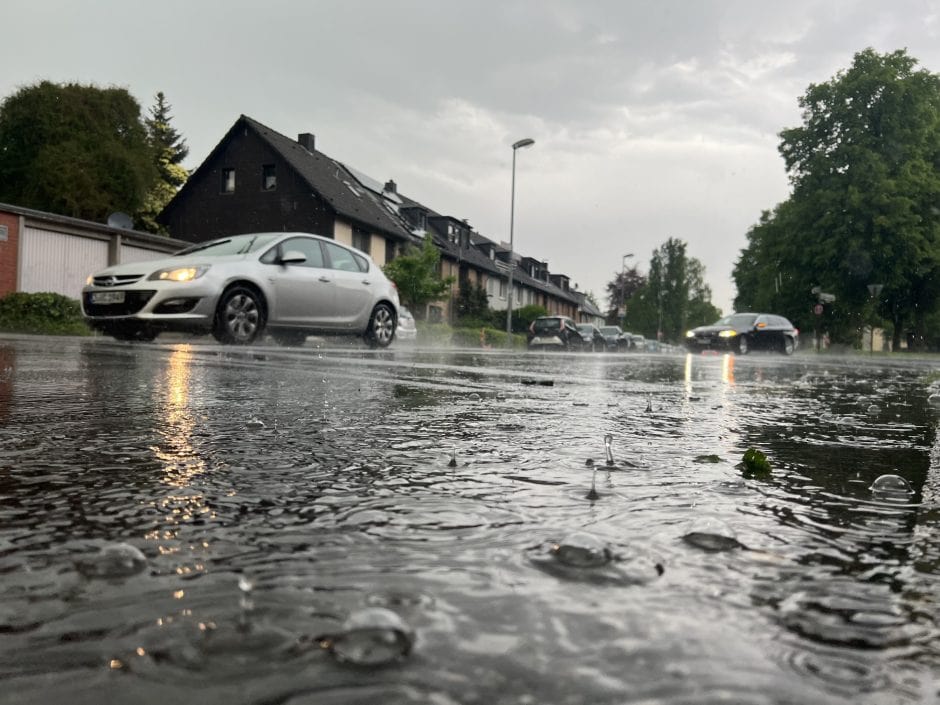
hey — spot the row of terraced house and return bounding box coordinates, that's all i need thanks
[0,115,604,325]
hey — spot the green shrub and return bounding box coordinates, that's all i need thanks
[0,292,92,335]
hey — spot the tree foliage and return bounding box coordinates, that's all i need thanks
[137,92,190,233]
[0,81,156,222]
[383,237,455,319]
[605,264,646,324]
[734,48,940,349]
[618,237,720,342]
[455,279,490,322]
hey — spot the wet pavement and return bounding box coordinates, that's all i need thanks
[1,334,939,704]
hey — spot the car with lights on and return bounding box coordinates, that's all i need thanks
[685,312,799,355]
[82,232,400,347]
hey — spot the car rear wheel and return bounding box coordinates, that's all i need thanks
[364,302,395,348]
[212,285,266,345]
[737,336,749,355]
[782,336,795,355]
[270,330,307,347]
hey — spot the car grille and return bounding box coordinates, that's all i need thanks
[92,273,145,287]
[83,291,156,316]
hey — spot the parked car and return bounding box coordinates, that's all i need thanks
[396,306,417,342]
[527,315,586,351]
[685,312,799,355]
[82,232,400,347]
[598,325,629,351]
[627,334,647,351]
[576,323,606,352]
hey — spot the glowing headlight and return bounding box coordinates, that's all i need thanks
[685,330,695,338]
[148,266,209,282]
[718,330,738,338]
[85,274,93,286]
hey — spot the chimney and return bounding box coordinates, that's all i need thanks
[384,179,397,194]
[297,133,316,152]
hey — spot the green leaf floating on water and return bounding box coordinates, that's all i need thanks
[694,454,721,464]
[741,448,772,477]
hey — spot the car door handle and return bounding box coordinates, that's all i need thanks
[361,280,371,285]
[319,276,331,282]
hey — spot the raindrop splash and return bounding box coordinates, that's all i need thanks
[604,433,614,466]
[681,518,743,552]
[245,418,265,430]
[645,395,653,413]
[586,468,600,500]
[448,447,457,468]
[76,542,148,579]
[238,575,254,631]
[551,532,612,568]
[320,607,415,666]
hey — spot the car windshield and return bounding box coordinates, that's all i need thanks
[577,324,593,333]
[533,318,562,332]
[175,234,281,257]
[599,327,620,335]
[714,313,758,328]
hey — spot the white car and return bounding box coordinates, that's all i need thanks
[82,232,400,346]
[396,306,417,341]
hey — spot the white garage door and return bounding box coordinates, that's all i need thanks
[20,227,109,299]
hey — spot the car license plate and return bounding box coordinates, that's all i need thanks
[90,291,125,304]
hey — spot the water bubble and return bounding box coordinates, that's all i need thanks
[928,393,940,407]
[245,418,265,430]
[681,518,742,552]
[321,608,415,666]
[551,531,612,568]
[866,404,881,415]
[467,393,481,402]
[869,474,914,501]
[77,542,147,579]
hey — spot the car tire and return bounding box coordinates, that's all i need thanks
[270,330,307,347]
[212,285,266,345]
[782,336,795,355]
[364,302,396,348]
[737,336,749,355]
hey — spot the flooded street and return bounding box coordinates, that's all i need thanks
[1,335,939,704]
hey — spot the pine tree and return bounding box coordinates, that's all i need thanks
[137,92,189,233]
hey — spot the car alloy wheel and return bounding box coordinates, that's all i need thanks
[366,303,395,348]
[213,285,265,345]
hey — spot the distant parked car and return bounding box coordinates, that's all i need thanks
[396,306,417,342]
[527,316,586,351]
[685,312,799,355]
[576,323,606,352]
[598,325,629,351]
[82,232,400,347]
[627,334,647,351]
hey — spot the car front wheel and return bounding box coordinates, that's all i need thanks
[213,285,266,345]
[365,303,396,348]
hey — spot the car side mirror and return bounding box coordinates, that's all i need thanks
[279,250,307,265]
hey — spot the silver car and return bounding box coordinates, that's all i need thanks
[82,232,400,346]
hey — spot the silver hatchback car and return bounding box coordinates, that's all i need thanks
[82,232,400,346]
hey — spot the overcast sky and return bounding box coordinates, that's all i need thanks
[4,1,940,313]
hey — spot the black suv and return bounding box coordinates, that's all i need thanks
[527,316,586,351]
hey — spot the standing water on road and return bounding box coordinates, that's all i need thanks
[0,336,938,704]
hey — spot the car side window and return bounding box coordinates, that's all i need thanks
[260,237,325,268]
[323,241,369,273]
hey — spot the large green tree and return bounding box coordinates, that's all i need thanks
[735,48,940,349]
[137,92,189,233]
[383,237,455,319]
[605,264,646,324]
[0,81,156,222]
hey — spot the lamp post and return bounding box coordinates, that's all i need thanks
[619,253,634,329]
[505,137,535,342]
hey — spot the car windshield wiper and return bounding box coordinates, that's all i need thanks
[176,239,232,256]
[237,236,257,254]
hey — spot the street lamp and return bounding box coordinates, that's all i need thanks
[619,253,634,328]
[505,137,535,341]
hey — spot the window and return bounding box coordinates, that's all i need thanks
[221,168,235,193]
[324,241,368,272]
[499,279,507,298]
[385,241,396,265]
[262,164,276,191]
[352,227,370,254]
[259,237,325,267]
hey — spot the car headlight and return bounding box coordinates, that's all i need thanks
[148,266,210,282]
[85,274,93,286]
[685,330,695,338]
[718,330,738,338]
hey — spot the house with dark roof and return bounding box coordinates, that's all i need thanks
[158,115,583,322]
[158,115,417,265]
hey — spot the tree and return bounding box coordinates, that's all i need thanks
[736,48,940,349]
[382,237,455,319]
[455,279,490,322]
[604,265,646,324]
[0,81,156,222]
[620,237,719,342]
[137,92,190,233]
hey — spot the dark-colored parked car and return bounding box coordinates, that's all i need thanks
[598,325,629,351]
[528,316,586,351]
[685,312,799,355]
[576,323,606,352]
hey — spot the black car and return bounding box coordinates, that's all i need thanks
[598,325,629,351]
[685,313,799,355]
[576,323,606,352]
[528,316,586,351]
